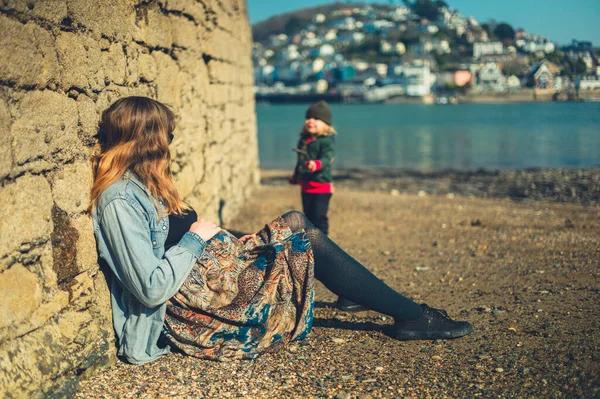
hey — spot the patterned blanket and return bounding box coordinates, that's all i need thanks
[165,216,315,361]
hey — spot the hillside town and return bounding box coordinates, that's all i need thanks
[252,2,600,102]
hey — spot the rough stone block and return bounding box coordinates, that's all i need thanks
[138,52,158,83]
[55,32,104,91]
[93,269,113,323]
[1,0,67,24]
[76,94,100,144]
[68,0,135,41]
[102,43,127,86]
[152,52,182,109]
[0,98,12,179]
[51,161,92,214]
[0,287,69,344]
[169,14,199,50]
[163,0,207,24]
[11,90,81,165]
[132,5,173,49]
[0,308,113,398]
[0,175,53,255]
[0,17,60,88]
[0,264,42,329]
[71,216,98,273]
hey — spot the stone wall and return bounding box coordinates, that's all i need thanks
[0,0,258,397]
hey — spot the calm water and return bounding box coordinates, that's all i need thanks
[256,102,600,171]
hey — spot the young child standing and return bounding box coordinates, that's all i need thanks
[290,101,335,235]
[290,101,363,312]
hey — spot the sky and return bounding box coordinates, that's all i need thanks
[247,0,600,46]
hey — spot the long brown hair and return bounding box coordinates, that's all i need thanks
[90,96,188,215]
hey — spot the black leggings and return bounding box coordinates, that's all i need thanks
[281,211,424,321]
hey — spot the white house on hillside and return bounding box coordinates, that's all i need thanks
[523,40,555,54]
[507,75,521,88]
[473,42,503,59]
[394,64,433,96]
[478,62,505,90]
[313,13,326,23]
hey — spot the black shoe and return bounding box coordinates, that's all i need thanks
[335,297,367,312]
[392,304,473,340]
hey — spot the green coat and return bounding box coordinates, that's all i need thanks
[293,134,335,183]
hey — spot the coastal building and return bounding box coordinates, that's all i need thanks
[274,62,299,83]
[364,19,395,34]
[313,13,326,23]
[578,75,600,90]
[269,34,288,47]
[381,40,406,55]
[477,62,506,90]
[466,16,479,27]
[432,39,451,54]
[374,63,388,77]
[528,62,560,89]
[391,5,411,21]
[352,60,370,72]
[464,28,488,44]
[332,65,356,82]
[336,31,365,45]
[419,24,439,34]
[380,40,393,54]
[329,16,356,30]
[301,36,321,48]
[254,64,275,84]
[444,11,467,35]
[279,45,300,61]
[396,42,407,55]
[399,64,433,96]
[324,29,337,42]
[515,28,527,40]
[317,44,335,57]
[579,52,594,71]
[411,41,433,55]
[507,75,521,88]
[473,42,504,59]
[522,40,555,54]
[410,38,449,55]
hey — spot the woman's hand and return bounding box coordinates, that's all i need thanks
[189,219,220,242]
[239,234,256,244]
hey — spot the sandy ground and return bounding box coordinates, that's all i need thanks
[76,180,600,398]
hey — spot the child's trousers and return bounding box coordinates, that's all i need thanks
[301,192,332,235]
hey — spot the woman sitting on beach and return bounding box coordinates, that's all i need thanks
[90,96,472,365]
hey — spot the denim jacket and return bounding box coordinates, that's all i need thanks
[92,170,206,364]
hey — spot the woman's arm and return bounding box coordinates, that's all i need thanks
[99,198,206,308]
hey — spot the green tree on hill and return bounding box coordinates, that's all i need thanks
[403,0,448,21]
[494,23,516,44]
[501,61,526,77]
[284,16,303,36]
[481,23,498,41]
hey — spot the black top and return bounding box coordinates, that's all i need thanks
[165,209,198,250]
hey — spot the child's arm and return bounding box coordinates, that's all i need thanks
[306,136,335,172]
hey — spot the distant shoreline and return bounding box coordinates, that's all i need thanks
[256,88,600,105]
[260,167,600,205]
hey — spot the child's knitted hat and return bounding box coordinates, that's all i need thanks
[305,100,332,126]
